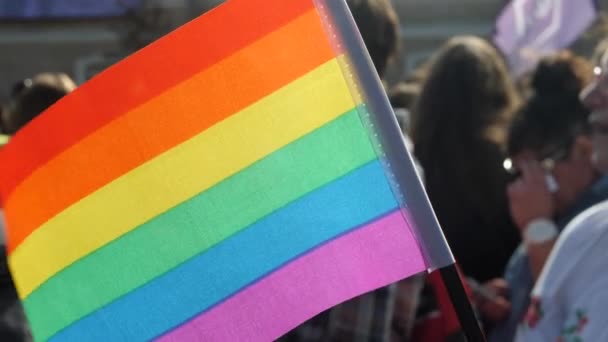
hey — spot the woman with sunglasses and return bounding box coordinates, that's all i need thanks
[487,51,608,342]
[513,47,608,342]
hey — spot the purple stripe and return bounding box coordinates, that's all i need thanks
[155,209,426,342]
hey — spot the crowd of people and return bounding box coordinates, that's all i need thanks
[1,0,608,341]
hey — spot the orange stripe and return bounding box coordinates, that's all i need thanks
[4,9,334,253]
[0,0,314,204]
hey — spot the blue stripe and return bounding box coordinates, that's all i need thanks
[50,160,399,342]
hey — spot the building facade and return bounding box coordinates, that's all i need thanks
[0,0,606,100]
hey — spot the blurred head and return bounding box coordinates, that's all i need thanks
[581,47,608,174]
[412,36,518,148]
[347,0,399,78]
[508,51,596,214]
[389,82,420,133]
[1,72,75,134]
[411,36,519,220]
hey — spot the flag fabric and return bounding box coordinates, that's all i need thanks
[494,0,598,75]
[0,0,452,341]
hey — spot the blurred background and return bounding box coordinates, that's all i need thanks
[1,0,608,101]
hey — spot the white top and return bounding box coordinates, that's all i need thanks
[516,200,608,341]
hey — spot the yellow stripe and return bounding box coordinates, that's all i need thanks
[10,58,357,298]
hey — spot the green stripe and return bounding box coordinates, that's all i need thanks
[24,107,376,338]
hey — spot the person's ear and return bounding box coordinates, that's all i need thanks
[571,135,594,162]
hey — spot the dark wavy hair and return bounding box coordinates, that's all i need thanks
[507,51,593,157]
[411,36,519,222]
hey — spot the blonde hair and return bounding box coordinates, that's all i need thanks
[30,72,77,93]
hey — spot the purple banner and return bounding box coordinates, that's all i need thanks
[0,0,141,18]
[494,0,598,75]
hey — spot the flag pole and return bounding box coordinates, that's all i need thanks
[318,1,486,340]
[439,265,486,342]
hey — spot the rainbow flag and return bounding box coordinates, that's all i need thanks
[0,0,452,341]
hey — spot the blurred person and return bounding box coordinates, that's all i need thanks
[0,72,75,342]
[486,52,608,342]
[389,82,420,134]
[388,82,420,112]
[347,0,398,78]
[513,47,608,341]
[411,36,521,283]
[389,76,469,342]
[1,72,76,135]
[390,63,429,136]
[281,1,424,341]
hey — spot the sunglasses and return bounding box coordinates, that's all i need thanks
[503,147,570,180]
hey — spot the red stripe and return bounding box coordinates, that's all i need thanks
[3,9,335,253]
[0,0,314,202]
